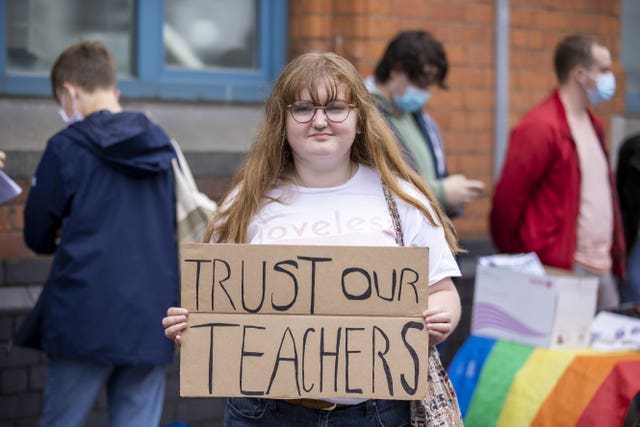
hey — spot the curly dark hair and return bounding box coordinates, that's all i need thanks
[374,30,448,89]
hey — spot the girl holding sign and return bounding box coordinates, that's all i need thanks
[163,52,462,426]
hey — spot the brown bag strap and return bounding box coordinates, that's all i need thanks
[382,180,404,247]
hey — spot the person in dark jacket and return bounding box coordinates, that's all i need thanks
[365,30,484,218]
[617,132,640,303]
[16,41,178,427]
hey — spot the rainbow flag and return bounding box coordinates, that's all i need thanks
[448,335,640,427]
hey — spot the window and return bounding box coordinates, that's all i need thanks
[164,0,258,71]
[0,0,287,102]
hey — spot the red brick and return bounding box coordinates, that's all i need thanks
[533,10,574,31]
[461,89,494,110]
[363,39,395,63]
[0,207,11,232]
[366,0,391,15]
[366,17,399,39]
[0,232,34,258]
[291,0,334,14]
[10,205,24,230]
[464,45,493,67]
[425,1,466,21]
[432,90,464,110]
[598,16,619,34]
[392,0,429,18]
[335,0,367,14]
[510,8,535,27]
[464,3,493,25]
[452,24,493,46]
[298,15,334,38]
[445,44,467,65]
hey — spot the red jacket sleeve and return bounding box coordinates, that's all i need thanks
[490,121,557,253]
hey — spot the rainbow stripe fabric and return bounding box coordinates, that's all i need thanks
[448,335,640,427]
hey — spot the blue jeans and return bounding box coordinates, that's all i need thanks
[224,398,410,427]
[41,357,166,427]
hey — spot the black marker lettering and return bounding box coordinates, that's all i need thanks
[373,270,396,302]
[372,326,393,395]
[398,268,420,303]
[271,260,299,312]
[241,260,266,313]
[297,256,332,314]
[319,327,342,392]
[212,258,235,310]
[239,324,266,396]
[184,259,211,311]
[344,327,364,394]
[192,322,240,394]
[341,268,372,300]
[266,327,301,396]
[400,321,424,395]
[302,327,316,393]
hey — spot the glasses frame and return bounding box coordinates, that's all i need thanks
[287,100,356,124]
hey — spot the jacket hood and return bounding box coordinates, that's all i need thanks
[66,110,175,176]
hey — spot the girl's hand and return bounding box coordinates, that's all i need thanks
[422,305,453,346]
[162,307,190,345]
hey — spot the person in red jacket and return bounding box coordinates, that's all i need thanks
[490,33,626,310]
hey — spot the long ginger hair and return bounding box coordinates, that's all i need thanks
[204,52,459,253]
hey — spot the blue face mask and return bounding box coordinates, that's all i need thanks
[393,85,430,112]
[587,72,616,106]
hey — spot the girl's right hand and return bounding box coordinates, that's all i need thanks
[162,307,190,345]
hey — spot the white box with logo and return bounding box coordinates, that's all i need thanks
[471,255,599,349]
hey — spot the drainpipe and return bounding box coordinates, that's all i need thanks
[493,0,509,178]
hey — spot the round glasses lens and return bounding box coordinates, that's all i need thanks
[325,102,350,122]
[290,102,315,122]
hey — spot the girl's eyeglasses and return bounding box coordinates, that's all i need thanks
[287,100,356,123]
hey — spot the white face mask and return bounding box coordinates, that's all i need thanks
[58,88,84,124]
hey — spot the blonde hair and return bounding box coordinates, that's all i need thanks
[205,52,459,253]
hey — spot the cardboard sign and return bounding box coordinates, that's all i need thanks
[180,243,430,399]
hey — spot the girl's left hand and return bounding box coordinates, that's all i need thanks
[422,305,453,346]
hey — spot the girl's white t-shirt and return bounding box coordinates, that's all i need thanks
[220,164,460,405]
[246,164,460,286]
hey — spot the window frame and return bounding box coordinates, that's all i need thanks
[0,0,288,102]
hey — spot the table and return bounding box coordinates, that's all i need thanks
[448,335,640,427]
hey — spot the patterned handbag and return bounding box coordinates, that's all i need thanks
[382,181,464,427]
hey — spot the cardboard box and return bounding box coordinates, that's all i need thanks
[471,262,598,349]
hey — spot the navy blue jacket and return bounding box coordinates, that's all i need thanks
[18,110,178,365]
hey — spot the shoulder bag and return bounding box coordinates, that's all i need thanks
[382,181,464,427]
[171,139,218,243]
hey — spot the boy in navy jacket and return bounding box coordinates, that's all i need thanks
[17,41,178,427]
